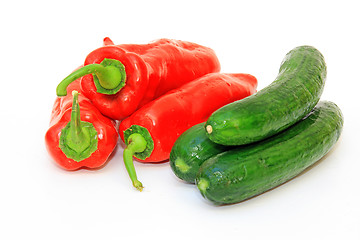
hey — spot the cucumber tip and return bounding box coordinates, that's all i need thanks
[197,178,209,193]
[206,125,213,134]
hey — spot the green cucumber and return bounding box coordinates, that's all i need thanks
[205,45,327,146]
[196,101,343,205]
[170,123,231,183]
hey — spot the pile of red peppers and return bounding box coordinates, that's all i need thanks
[45,37,258,191]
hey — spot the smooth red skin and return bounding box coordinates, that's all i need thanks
[119,73,258,163]
[45,80,119,170]
[80,38,221,120]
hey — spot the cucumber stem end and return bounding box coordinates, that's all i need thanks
[197,178,209,193]
[175,158,191,173]
[206,125,213,134]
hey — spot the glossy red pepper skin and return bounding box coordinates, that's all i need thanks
[80,38,221,120]
[119,72,258,163]
[45,80,119,170]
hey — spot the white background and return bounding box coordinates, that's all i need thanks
[1,0,359,239]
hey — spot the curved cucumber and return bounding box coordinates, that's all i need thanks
[205,45,327,145]
[170,123,231,183]
[196,101,343,205]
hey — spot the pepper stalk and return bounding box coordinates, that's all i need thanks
[122,125,154,191]
[56,58,126,96]
[123,133,148,191]
[59,91,98,161]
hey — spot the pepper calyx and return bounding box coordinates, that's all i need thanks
[123,125,154,160]
[56,58,126,96]
[122,125,154,191]
[59,91,98,161]
[93,58,126,95]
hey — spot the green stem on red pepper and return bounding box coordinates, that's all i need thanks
[56,58,126,96]
[123,133,148,191]
[59,91,98,161]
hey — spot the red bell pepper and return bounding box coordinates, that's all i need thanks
[45,80,118,170]
[118,72,258,190]
[56,37,220,120]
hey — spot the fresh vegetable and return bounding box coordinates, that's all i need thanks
[205,45,327,146]
[197,101,343,205]
[170,123,231,183]
[45,80,118,170]
[56,37,220,120]
[119,72,258,190]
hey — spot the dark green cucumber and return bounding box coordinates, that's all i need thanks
[205,45,327,146]
[170,123,231,183]
[196,101,343,205]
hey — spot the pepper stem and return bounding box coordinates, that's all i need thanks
[59,91,98,161]
[68,91,89,152]
[56,58,126,96]
[123,133,147,191]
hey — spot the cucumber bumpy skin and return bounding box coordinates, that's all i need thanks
[169,123,231,183]
[196,101,343,205]
[205,45,327,146]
